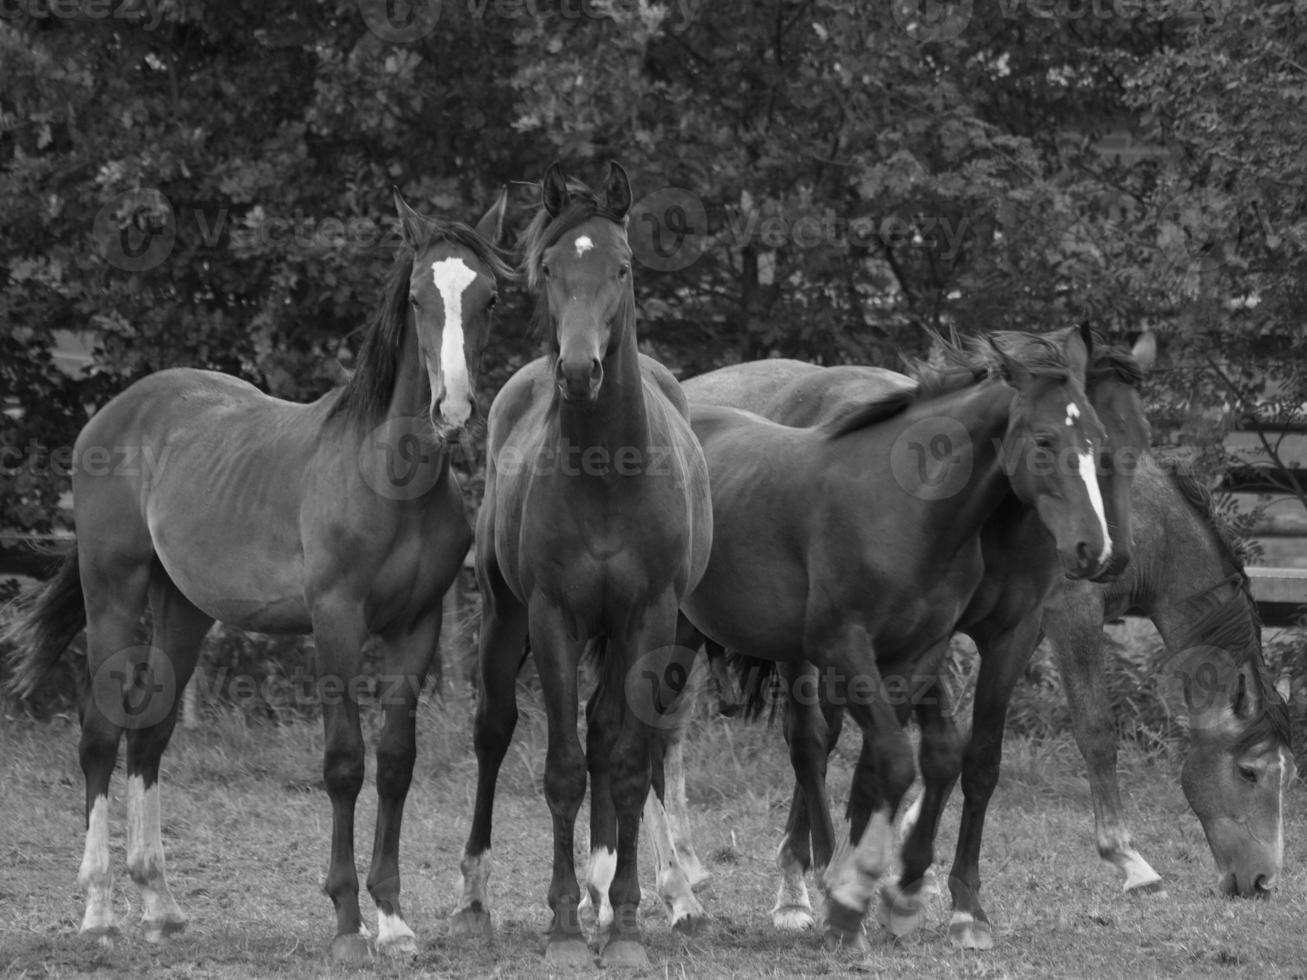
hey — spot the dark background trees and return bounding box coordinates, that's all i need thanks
[3,0,1304,537]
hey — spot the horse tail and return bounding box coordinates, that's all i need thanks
[726,651,782,724]
[2,548,86,699]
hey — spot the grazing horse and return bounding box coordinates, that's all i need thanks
[1,189,510,962]
[663,330,1146,948]
[1044,453,1294,898]
[448,162,712,969]
[668,328,1113,945]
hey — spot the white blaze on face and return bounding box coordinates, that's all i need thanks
[1076,448,1112,565]
[574,234,594,256]
[429,257,478,428]
[1066,401,1081,426]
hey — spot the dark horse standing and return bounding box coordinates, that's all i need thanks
[665,330,1145,948]
[2,190,509,962]
[448,163,712,968]
[669,329,1114,944]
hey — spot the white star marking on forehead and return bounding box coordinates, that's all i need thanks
[1066,401,1081,427]
[574,235,594,257]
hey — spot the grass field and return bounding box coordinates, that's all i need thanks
[2,685,1305,980]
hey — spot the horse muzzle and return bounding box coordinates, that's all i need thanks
[556,355,603,403]
[1219,869,1275,900]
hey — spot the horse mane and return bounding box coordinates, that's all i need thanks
[329,219,513,426]
[820,329,1072,441]
[1088,345,1146,387]
[1165,461,1291,752]
[520,178,632,349]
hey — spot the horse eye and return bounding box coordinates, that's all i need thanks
[1238,765,1258,784]
[542,263,551,280]
[487,294,498,310]
[1034,434,1056,449]
[409,296,420,309]
[618,264,630,280]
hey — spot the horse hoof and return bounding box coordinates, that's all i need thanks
[824,898,865,943]
[684,863,711,892]
[80,922,119,950]
[822,924,867,952]
[544,935,594,966]
[1125,877,1166,898]
[142,915,187,944]
[877,880,925,938]
[771,904,815,931]
[671,908,707,937]
[948,913,995,950]
[601,938,651,968]
[448,906,493,940]
[377,933,419,959]
[330,932,374,964]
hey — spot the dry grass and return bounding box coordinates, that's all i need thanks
[2,688,1306,979]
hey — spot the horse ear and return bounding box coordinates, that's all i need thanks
[475,186,509,246]
[987,336,1032,388]
[393,187,427,247]
[1232,663,1262,720]
[542,162,570,218]
[1131,330,1158,374]
[601,161,633,220]
[1275,667,1293,704]
[1077,322,1095,360]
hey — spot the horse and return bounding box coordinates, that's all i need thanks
[1041,453,1294,898]
[659,327,1115,945]
[1,188,510,962]
[654,330,1144,949]
[446,162,712,969]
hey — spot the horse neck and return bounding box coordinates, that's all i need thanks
[387,313,430,420]
[936,382,1016,533]
[1126,458,1257,656]
[555,309,647,452]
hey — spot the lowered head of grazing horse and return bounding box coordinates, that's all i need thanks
[1151,470,1296,898]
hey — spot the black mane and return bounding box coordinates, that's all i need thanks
[1167,463,1291,752]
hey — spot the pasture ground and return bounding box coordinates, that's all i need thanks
[2,687,1305,980]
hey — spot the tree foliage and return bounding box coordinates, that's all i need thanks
[2,0,1304,534]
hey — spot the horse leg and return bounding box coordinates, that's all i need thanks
[451,558,527,938]
[772,661,837,932]
[820,641,915,947]
[309,601,370,963]
[1045,602,1163,894]
[528,598,591,966]
[77,549,152,941]
[946,615,1042,950]
[125,574,211,943]
[881,657,962,939]
[639,647,705,935]
[365,610,441,958]
[582,685,617,935]
[599,604,678,969]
